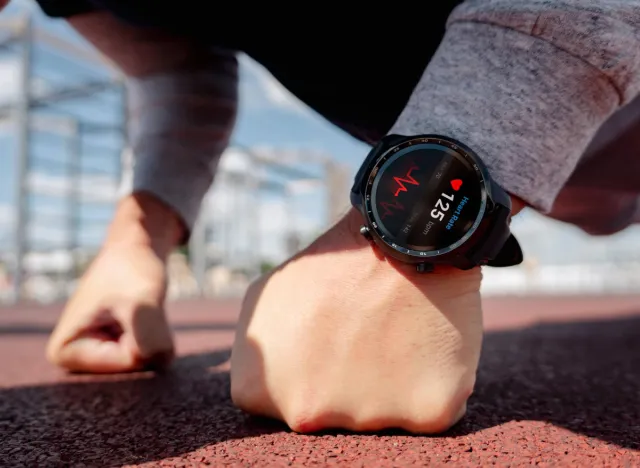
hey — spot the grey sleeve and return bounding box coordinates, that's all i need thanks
[126,48,238,236]
[389,0,640,212]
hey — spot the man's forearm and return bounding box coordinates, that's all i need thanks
[106,192,184,259]
[126,55,238,240]
[69,12,238,252]
[390,0,640,215]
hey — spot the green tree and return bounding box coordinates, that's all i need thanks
[260,261,277,274]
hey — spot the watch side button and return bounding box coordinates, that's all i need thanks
[416,263,434,273]
[359,225,372,240]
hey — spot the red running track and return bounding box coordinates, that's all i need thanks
[1,295,639,467]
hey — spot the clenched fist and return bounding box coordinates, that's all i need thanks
[231,208,483,434]
[47,193,182,373]
[46,244,174,373]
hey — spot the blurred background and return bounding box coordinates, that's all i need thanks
[1,1,639,305]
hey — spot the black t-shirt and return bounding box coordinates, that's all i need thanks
[34,0,463,144]
[36,0,96,17]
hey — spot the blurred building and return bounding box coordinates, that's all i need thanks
[0,3,639,305]
[481,209,640,296]
[0,7,350,303]
[0,10,126,303]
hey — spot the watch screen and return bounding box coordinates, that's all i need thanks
[370,143,483,252]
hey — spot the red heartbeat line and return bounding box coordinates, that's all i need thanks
[380,200,404,220]
[393,165,420,197]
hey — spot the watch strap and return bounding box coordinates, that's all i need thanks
[474,202,523,268]
[488,233,523,267]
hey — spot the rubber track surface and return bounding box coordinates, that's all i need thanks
[1,296,639,467]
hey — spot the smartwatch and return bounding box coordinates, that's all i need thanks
[350,134,523,272]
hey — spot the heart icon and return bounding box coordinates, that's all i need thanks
[451,179,463,191]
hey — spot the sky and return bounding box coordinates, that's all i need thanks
[0,0,639,268]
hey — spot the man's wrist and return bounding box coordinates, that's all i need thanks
[105,192,186,259]
[332,208,470,277]
[323,207,482,307]
[336,192,523,277]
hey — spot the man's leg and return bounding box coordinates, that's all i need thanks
[547,187,639,235]
[548,94,640,234]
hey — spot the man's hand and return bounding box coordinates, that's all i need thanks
[231,208,484,434]
[46,193,183,373]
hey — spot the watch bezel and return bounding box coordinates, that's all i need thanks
[362,135,490,260]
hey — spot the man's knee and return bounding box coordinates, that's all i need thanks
[547,187,639,236]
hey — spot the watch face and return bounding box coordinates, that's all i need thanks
[365,137,487,256]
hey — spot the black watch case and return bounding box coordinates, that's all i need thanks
[350,134,521,272]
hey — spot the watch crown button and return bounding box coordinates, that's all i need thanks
[359,225,372,240]
[416,263,434,273]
